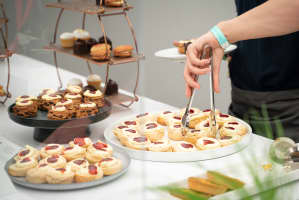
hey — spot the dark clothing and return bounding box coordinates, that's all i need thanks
[228,0,299,141]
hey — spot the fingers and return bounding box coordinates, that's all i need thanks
[184,65,201,91]
[185,84,192,97]
[212,48,224,93]
[186,58,211,75]
[187,44,211,67]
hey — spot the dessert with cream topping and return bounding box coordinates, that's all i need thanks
[83,89,105,107]
[13,100,38,118]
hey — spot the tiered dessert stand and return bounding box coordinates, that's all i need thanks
[44,0,144,108]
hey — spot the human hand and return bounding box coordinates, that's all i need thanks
[184,32,224,97]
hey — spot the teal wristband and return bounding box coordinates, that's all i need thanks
[210,26,230,49]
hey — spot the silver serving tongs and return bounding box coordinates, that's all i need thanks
[182,46,212,130]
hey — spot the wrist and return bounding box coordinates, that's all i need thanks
[210,24,231,49]
[217,20,237,44]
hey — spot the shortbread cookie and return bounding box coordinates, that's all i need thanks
[216,113,236,127]
[118,128,140,146]
[167,124,185,141]
[25,163,52,184]
[157,111,174,126]
[62,146,86,161]
[39,154,67,168]
[40,144,64,158]
[187,112,208,129]
[143,122,164,142]
[14,145,39,161]
[179,107,200,117]
[67,158,89,173]
[86,141,113,163]
[184,129,211,144]
[196,137,220,150]
[121,120,140,129]
[172,141,198,152]
[126,136,150,150]
[195,119,220,137]
[8,157,38,177]
[220,121,248,137]
[46,167,74,184]
[112,124,129,137]
[97,157,122,175]
[75,164,103,183]
[69,137,92,148]
[147,139,172,152]
[135,112,156,125]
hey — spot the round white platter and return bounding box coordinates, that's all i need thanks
[104,114,252,162]
[155,44,237,61]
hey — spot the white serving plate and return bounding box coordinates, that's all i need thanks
[104,114,252,162]
[155,44,237,61]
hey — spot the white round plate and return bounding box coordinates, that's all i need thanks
[104,114,252,162]
[155,44,237,61]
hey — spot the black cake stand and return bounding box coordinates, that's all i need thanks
[8,99,112,144]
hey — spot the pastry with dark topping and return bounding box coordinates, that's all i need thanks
[104,79,118,96]
[98,35,113,50]
[73,39,89,55]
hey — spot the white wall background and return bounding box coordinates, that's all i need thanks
[4,0,236,112]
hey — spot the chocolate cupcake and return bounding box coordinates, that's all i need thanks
[73,39,88,55]
[104,79,118,95]
[86,38,98,52]
[98,36,112,50]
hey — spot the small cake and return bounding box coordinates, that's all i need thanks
[86,141,113,163]
[87,74,102,90]
[196,137,221,150]
[143,122,164,142]
[126,136,150,150]
[39,88,56,96]
[83,89,105,107]
[105,0,124,7]
[218,135,242,147]
[60,32,75,48]
[40,144,64,158]
[220,121,248,137]
[66,85,82,95]
[184,128,211,144]
[97,157,122,175]
[135,112,156,125]
[8,157,38,177]
[167,124,185,141]
[104,79,118,96]
[64,93,82,108]
[172,141,197,152]
[67,158,89,173]
[117,128,140,146]
[147,139,172,152]
[86,38,98,52]
[98,35,113,50]
[73,39,89,55]
[13,100,38,118]
[25,163,52,184]
[16,95,38,106]
[173,40,193,54]
[187,112,208,129]
[67,78,83,88]
[69,137,93,148]
[73,29,90,41]
[112,124,129,137]
[76,102,98,118]
[113,45,134,57]
[75,164,103,183]
[40,94,62,111]
[179,107,200,117]
[39,154,67,168]
[46,167,74,184]
[216,113,236,127]
[14,145,39,161]
[62,145,86,161]
[48,105,72,120]
[90,43,111,60]
[157,111,174,126]
[56,99,75,116]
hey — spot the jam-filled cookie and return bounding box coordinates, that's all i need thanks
[86,141,113,163]
[121,119,140,130]
[112,124,129,137]
[25,163,52,184]
[187,112,208,129]
[67,158,89,173]
[157,110,174,126]
[147,139,172,152]
[126,136,150,150]
[196,137,220,150]
[75,164,103,183]
[8,157,38,177]
[46,166,74,184]
[167,114,183,126]
[195,119,220,137]
[172,141,198,152]
[184,128,211,144]
[62,145,86,161]
[117,128,140,146]
[97,157,122,175]
[167,124,185,141]
[39,154,67,168]
[135,112,156,125]
[220,121,248,137]
[179,107,200,117]
[218,135,242,147]
[143,122,164,142]
[14,145,39,161]
[40,144,64,158]
[69,137,92,148]
[216,113,236,127]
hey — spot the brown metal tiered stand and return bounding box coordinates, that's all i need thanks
[0,2,14,104]
[44,0,144,108]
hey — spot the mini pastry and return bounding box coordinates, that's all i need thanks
[86,141,113,163]
[97,157,122,175]
[60,32,75,48]
[117,128,140,146]
[179,107,200,117]
[46,167,74,184]
[39,154,67,168]
[220,121,248,137]
[48,105,72,120]
[39,88,56,96]
[105,0,124,7]
[143,122,164,142]
[172,141,197,152]
[13,100,38,118]
[195,119,220,137]
[62,145,86,161]
[167,114,183,126]
[187,112,208,129]
[157,111,174,126]
[67,78,83,88]
[8,157,38,177]
[104,79,118,95]
[121,120,140,129]
[67,158,89,173]
[90,43,111,60]
[112,124,129,137]
[75,164,103,183]
[173,40,192,54]
[202,108,220,118]
[25,163,52,184]
[69,137,93,148]
[40,144,64,158]
[66,85,82,95]
[147,139,172,152]
[113,45,134,57]
[16,95,38,106]
[86,38,98,51]
[135,112,156,125]
[83,89,105,108]
[98,35,113,50]
[216,113,236,127]
[87,74,102,90]
[167,124,185,141]
[218,135,242,147]
[56,99,75,116]
[196,137,221,150]
[184,129,211,144]
[14,145,39,161]
[73,29,90,41]
[76,102,98,118]
[73,39,89,55]
[40,94,62,111]
[126,136,150,150]
[64,93,82,108]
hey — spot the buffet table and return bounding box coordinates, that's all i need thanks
[0,54,298,200]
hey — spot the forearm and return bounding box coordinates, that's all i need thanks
[218,0,299,43]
